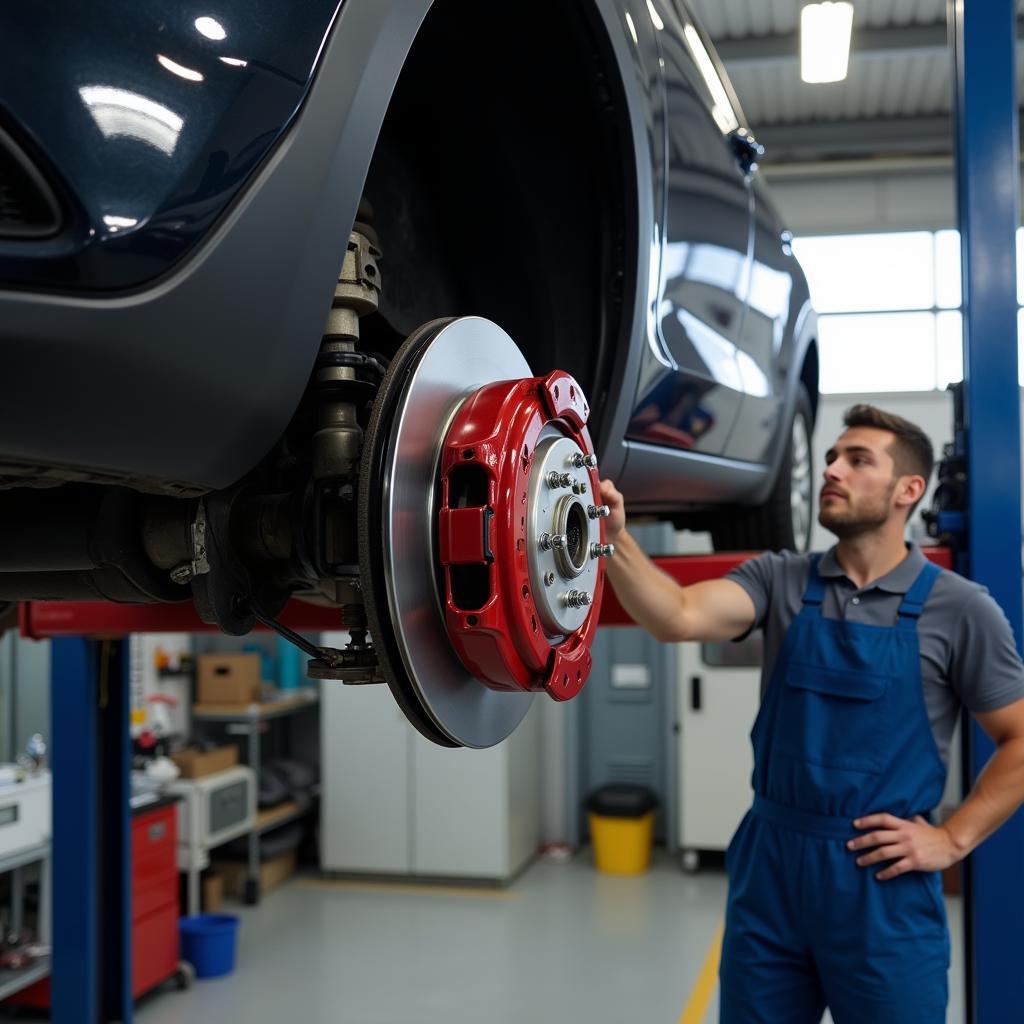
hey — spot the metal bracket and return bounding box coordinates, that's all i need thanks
[169,502,210,585]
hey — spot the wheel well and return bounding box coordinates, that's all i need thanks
[360,0,637,441]
[799,339,820,424]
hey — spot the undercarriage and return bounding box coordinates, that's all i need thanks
[0,224,612,748]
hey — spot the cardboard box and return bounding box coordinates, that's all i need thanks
[202,870,224,912]
[197,652,262,705]
[170,744,238,779]
[215,851,296,899]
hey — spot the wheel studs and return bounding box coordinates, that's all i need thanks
[562,589,592,609]
[546,471,573,488]
[587,504,610,520]
[540,533,567,551]
[569,453,598,469]
[590,543,614,559]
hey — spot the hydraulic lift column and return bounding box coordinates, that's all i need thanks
[952,1,1024,1020]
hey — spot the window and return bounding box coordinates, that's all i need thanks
[793,229,1024,392]
[792,231,975,394]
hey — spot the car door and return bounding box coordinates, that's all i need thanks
[625,1,753,458]
[724,177,795,463]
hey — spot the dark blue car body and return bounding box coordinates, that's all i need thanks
[0,0,816,541]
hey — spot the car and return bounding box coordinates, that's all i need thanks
[0,0,816,747]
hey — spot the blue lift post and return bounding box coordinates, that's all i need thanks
[952,1,1024,1021]
[50,637,133,1024]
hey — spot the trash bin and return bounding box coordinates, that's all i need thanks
[585,784,658,875]
[179,913,240,978]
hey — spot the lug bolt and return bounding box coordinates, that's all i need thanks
[547,471,573,488]
[540,533,567,551]
[587,504,610,520]
[590,543,615,559]
[570,453,599,469]
[562,589,592,609]
[544,571,556,586]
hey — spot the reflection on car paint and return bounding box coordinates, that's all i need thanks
[628,371,717,449]
[723,177,802,463]
[0,0,340,288]
[79,86,184,157]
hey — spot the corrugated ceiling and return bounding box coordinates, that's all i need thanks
[690,0,952,40]
[729,50,951,125]
[680,0,1022,157]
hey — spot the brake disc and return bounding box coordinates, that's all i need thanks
[359,317,609,748]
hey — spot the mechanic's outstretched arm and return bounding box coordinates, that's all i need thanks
[599,480,756,644]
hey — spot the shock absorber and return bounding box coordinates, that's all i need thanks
[313,226,381,482]
[303,219,387,679]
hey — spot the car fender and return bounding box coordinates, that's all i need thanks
[0,0,434,492]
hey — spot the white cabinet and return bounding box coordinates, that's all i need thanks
[320,634,541,880]
[321,678,412,874]
[676,637,761,866]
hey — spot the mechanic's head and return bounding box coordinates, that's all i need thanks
[819,405,934,539]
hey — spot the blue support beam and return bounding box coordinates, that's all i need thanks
[952,1,1024,1021]
[50,638,133,1024]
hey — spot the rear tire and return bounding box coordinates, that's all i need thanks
[711,385,814,553]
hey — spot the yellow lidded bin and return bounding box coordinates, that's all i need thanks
[586,784,659,875]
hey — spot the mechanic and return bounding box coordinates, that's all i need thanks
[598,404,1024,1023]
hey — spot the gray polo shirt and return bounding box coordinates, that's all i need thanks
[727,544,1024,765]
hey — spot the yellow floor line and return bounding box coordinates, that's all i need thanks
[294,878,521,901]
[678,920,724,1024]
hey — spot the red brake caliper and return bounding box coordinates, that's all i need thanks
[437,370,612,701]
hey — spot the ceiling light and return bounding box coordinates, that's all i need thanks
[800,2,854,84]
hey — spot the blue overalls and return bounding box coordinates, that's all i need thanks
[719,556,949,1023]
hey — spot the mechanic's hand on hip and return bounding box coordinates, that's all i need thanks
[599,479,626,542]
[848,813,963,880]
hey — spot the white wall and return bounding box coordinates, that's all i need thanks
[810,390,955,551]
[766,164,958,237]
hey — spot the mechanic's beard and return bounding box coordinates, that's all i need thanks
[818,485,896,540]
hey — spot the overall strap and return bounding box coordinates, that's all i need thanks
[896,561,942,624]
[800,554,826,608]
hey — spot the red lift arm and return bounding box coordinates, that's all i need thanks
[20,548,952,638]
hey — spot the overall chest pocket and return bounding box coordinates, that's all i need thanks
[775,662,891,775]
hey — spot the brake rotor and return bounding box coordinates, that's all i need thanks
[359,317,607,748]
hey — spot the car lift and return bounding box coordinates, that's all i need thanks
[11,4,1020,1022]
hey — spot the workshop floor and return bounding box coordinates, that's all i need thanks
[1,851,965,1024]
[135,851,965,1024]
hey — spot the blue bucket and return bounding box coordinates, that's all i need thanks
[179,914,240,978]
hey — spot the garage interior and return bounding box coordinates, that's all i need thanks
[0,1,1021,1022]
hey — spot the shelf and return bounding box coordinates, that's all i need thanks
[0,955,50,1002]
[254,800,309,834]
[0,843,49,875]
[192,691,319,723]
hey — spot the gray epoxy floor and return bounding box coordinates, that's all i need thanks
[0,853,965,1023]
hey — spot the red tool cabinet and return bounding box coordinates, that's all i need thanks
[12,797,182,1007]
[131,799,180,997]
